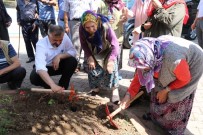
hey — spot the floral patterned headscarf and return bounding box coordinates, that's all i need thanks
[80,10,109,53]
[128,37,170,93]
[81,10,98,27]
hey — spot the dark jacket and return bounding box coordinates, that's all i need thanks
[0,0,12,25]
[143,3,185,38]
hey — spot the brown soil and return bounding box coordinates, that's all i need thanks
[0,91,140,135]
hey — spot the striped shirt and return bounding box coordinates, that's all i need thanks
[0,44,17,70]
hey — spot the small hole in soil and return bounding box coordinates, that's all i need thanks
[70,105,77,112]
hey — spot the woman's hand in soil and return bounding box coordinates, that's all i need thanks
[51,84,64,93]
[156,89,169,103]
[88,56,96,70]
[107,60,114,74]
[120,94,131,109]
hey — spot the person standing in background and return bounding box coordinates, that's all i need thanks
[57,0,64,28]
[97,0,125,71]
[37,0,56,37]
[0,0,12,41]
[122,0,152,43]
[62,0,97,73]
[191,0,203,48]
[16,0,38,63]
[57,0,71,38]
[141,0,188,38]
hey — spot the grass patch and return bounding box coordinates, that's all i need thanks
[0,94,14,135]
[0,94,13,104]
[0,109,13,135]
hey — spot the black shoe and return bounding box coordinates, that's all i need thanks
[7,82,17,90]
[26,58,35,63]
[86,91,99,96]
[142,113,151,120]
[87,89,99,96]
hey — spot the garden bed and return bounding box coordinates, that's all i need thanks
[0,90,142,135]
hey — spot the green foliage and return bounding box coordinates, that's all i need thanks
[0,95,13,104]
[0,109,12,135]
[48,99,55,106]
[0,95,14,134]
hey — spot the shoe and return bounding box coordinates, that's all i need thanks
[7,82,17,90]
[26,58,35,63]
[142,113,151,120]
[111,88,120,104]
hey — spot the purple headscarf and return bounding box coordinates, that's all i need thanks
[128,37,171,93]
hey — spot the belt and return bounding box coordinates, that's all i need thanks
[72,18,80,21]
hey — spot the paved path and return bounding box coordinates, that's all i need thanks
[0,8,203,135]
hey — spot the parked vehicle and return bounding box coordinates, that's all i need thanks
[123,0,199,49]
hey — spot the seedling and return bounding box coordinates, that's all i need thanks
[48,99,55,106]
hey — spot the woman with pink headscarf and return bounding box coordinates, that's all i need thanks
[122,0,152,43]
[120,35,203,134]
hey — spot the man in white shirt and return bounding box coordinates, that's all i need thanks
[30,25,77,92]
[191,0,203,48]
[62,0,97,72]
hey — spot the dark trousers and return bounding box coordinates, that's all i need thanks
[21,22,38,59]
[0,67,26,87]
[0,21,9,41]
[38,19,56,37]
[30,57,77,89]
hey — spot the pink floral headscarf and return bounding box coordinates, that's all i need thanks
[128,37,170,93]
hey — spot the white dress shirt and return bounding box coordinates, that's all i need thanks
[35,34,77,72]
[62,0,97,20]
